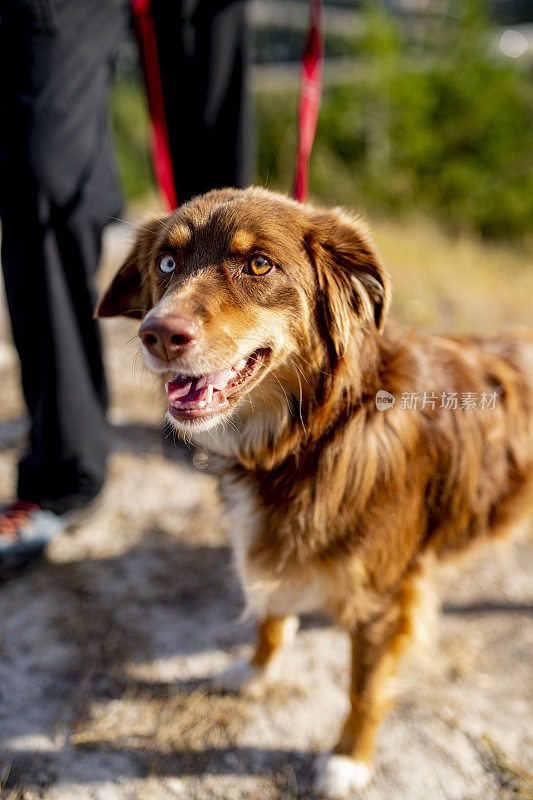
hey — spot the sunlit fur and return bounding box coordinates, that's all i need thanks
[97,187,533,796]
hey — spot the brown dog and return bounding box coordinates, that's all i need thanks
[97,187,533,799]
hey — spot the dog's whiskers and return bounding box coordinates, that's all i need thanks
[120,335,140,354]
[108,217,158,236]
[243,351,293,418]
[289,357,308,439]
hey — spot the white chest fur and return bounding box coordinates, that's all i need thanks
[218,473,261,601]
[218,473,327,619]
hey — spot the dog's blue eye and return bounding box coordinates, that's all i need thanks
[159,255,176,274]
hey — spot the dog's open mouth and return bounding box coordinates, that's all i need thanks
[165,347,271,420]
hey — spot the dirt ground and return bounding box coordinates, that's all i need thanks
[0,219,532,800]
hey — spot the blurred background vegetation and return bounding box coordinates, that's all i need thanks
[111,0,533,242]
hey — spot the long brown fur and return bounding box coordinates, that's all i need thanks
[97,187,533,796]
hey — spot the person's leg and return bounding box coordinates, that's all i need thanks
[0,0,127,517]
[151,0,252,203]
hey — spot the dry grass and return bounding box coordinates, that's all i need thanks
[369,215,533,333]
[475,736,533,800]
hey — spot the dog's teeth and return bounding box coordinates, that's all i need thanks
[234,358,247,372]
[206,385,214,404]
[165,382,169,392]
[198,400,206,408]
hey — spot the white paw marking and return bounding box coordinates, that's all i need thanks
[280,614,299,644]
[314,754,372,799]
[210,659,268,694]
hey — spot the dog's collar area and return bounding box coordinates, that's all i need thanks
[166,347,270,418]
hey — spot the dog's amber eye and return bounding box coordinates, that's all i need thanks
[159,255,176,274]
[245,255,272,276]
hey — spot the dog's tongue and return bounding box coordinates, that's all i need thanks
[166,367,233,405]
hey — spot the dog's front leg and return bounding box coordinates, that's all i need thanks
[212,614,298,693]
[315,604,409,798]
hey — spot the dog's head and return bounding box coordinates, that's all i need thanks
[97,188,390,453]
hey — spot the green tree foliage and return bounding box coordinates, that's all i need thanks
[111,73,155,202]
[257,1,533,238]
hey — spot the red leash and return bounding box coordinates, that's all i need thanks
[294,0,325,203]
[132,0,324,209]
[131,0,177,211]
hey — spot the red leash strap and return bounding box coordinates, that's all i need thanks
[294,0,325,203]
[133,0,323,208]
[131,0,177,211]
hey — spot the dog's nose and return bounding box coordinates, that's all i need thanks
[139,315,199,361]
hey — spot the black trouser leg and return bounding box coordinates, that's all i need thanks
[152,0,252,203]
[0,0,127,514]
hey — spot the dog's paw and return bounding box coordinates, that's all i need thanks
[314,754,372,799]
[210,659,269,694]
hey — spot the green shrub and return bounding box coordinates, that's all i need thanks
[256,1,533,238]
[111,76,155,201]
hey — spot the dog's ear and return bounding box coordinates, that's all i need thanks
[306,209,390,354]
[95,218,163,319]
